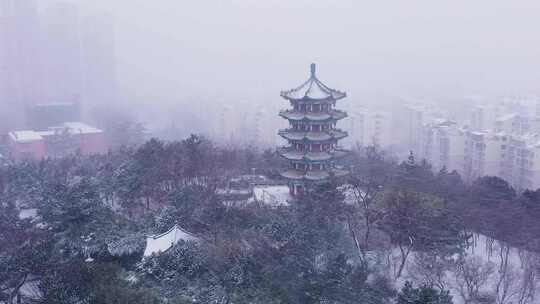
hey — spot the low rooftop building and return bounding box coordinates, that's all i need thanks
[7,122,107,161]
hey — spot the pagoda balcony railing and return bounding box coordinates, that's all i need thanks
[278,128,346,133]
[278,145,349,154]
[279,109,347,121]
[279,109,347,114]
[278,128,348,138]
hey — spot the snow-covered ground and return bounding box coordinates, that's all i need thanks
[18,208,37,220]
[251,185,291,206]
[392,233,540,304]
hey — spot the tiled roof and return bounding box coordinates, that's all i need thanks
[279,109,347,122]
[278,129,348,142]
[280,64,346,101]
[280,168,349,181]
[278,147,349,162]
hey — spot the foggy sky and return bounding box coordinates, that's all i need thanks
[65,0,540,104]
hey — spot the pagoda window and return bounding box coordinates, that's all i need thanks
[311,144,321,151]
[313,104,321,112]
[301,104,307,112]
[312,125,321,132]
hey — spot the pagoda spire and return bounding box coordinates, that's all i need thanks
[310,63,316,78]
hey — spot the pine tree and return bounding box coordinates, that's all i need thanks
[398,281,453,304]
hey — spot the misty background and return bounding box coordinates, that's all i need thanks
[2,0,540,143]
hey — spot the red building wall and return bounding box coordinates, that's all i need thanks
[8,139,46,162]
[79,132,107,155]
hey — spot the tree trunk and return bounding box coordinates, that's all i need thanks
[9,274,27,304]
[347,214,367,271]
[396,243,411,279]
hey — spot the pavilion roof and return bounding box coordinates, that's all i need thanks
[280,64,346,101]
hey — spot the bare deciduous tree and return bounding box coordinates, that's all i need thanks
[346,146,392,272]
[455,256,495,304]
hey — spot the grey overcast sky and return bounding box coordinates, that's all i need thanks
[71,0,540,103]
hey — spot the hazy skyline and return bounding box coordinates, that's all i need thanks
[4,0,540,139]
[65,0,540,104]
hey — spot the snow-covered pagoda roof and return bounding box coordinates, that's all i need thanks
[280,64,346,101]
[278,129,348,142]
[281,168,349,181]
[278,147,349,162]
[143,225,198,257]
[279,109,347,122]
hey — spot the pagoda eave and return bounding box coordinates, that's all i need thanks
[279,110,347,122]
[279,93,347,102]
[278,148,349,162]
[278,129,348,142]
[280,169,349,182]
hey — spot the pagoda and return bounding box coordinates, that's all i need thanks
[278,64,349,196]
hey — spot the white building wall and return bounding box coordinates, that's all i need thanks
[343,110,392,149]
[482,134,504,178]
[343,110,364,148]
[468,105,500,131]
[422,121,466,174]
[364,111,392,148]
[528,146,540,190]
[446,128,466,173]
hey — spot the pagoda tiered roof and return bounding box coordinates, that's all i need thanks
[281,168,349,181]
[278,147,349,162]
[279,109,347,122]
[280,64,346,101]
[278,129,348,142]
